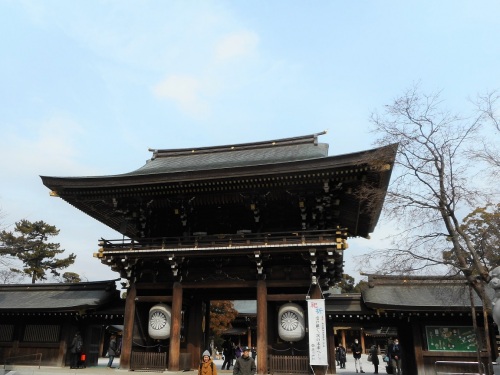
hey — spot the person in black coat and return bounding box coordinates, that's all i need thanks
[338,344,347,369]
[387,338,402,375]
[221,338,234,370]
[69,331,83,369]
[351,339,365,373]
[369,345,380,374]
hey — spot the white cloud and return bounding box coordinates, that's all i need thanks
[153,74,210,118]
[151,30,261,118]
[214,30,259,62]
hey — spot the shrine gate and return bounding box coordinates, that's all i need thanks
[41,132,396,373]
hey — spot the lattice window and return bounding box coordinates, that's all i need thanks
[23,325,60,342]
[0,324,14,342]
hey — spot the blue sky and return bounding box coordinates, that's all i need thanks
[1,0,499,282]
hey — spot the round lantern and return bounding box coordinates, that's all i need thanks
[278,302,305,342]
[148,303,172,339]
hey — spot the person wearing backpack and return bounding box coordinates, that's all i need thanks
[199,350,217,375]
[69,331,83,369]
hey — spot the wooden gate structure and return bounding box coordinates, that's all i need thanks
[41,132,397,373]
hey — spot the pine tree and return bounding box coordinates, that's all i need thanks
[0,219,76,283]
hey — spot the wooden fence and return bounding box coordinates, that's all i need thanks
[269,354,311,375]
[130,351,167,372]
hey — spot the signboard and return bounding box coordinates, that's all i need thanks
[425,326,478,352]
[307,299,328,365]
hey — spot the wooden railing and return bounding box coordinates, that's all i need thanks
[269,354,311,374]
[99,229,341,252]
[130,351,167,371]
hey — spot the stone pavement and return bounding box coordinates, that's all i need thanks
[17,353,500,375]
[2,354,380,375]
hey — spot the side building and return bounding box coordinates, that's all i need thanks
[0,280,124,367]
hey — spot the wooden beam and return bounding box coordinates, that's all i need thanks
[134,296,173,302]
[267,294,307,301]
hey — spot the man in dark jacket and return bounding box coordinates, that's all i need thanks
[351,339,365,373]
[221,338,234,370]
[69,331,83,369]
[233,346,256,375]
[387,338,402,375]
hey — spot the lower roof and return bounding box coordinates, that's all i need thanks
[0,279,121,313]
[361,275,493,311]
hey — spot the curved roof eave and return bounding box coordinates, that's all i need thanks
[40,143,398,190]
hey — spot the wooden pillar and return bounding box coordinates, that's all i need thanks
[247,327,252,348]
[168,282,183,371]
[341,330,346,349]
[119,282,136,370]
[311,284,327,375]
[58,319,71,367]
[360,330,366,354]
[187,298,204,369]
[256,280,268,375]
[328,322,336,374]
[412,322,425,375]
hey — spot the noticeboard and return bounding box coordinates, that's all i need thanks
[425,326,477,352]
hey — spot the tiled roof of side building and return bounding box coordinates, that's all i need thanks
[0,279,121,311]
[362,276,494,311]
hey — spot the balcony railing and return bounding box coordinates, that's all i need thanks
[98,229,343,253]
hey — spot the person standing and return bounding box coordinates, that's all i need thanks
[387,338,402,375]
[251,347,257,360]
[107,334,118,368]
[69,331,83,369]
[235,345,242,359]
[338,344,347,369]
[233,346,256,375]
[221,338,234,370]
[351,339,365,373]
[199,350,218,375]
[369,344,380,374]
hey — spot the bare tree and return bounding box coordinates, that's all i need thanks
[471,91,500,179]
[0,268,25,284]
[357,85,499,373]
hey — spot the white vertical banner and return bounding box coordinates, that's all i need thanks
[307,298,328,365]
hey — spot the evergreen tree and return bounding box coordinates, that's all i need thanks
[0,219,76,283]
[61,272,82,283]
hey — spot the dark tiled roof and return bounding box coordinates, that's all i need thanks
[325,293,374,315]
[128,133,329,176]
[0,280,120,312]
[40,133,397,240]
[362,276,494,311]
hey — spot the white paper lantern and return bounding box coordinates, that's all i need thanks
[278,303,305,342]
[148,303,172,339]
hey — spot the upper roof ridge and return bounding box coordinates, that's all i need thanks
[148,131,327,159]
